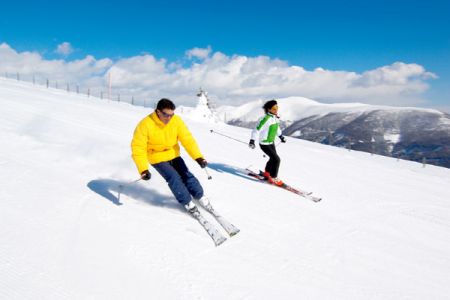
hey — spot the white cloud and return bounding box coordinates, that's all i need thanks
[185,46,212,60]
[55,42,74,56]
[0,42,112,87]
[107,54,168,87]
[0,42,438,107]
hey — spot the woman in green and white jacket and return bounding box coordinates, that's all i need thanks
[249,100,286,186]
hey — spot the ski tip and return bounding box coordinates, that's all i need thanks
[229,230,240,237]
[215,237,227,246]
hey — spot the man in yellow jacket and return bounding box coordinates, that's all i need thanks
[131,98,210,213]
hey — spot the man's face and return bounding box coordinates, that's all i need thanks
[156,108,175,124]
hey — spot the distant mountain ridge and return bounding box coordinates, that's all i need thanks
[215,97,450,168]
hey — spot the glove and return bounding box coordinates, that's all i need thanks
[249,139,256,149]
[140,170,151,180]
[196,157,208,168]
[279,135,286,143]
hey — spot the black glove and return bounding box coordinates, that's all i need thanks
[249,139,256,149]
[140,170,151,180]
[279,135,286,143]
[196,157,208,168]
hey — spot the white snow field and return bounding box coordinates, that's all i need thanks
[1,77,450,300]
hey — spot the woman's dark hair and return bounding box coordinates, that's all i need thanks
[156,98,176,111]
[263,99,278,113]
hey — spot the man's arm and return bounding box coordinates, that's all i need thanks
[131,121,149,174]
[177,118,203,160]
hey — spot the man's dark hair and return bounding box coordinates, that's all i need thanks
[263,99,278,113]
[156,98,176,111]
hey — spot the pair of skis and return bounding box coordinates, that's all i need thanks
[246,168,322,202]
[186,169,321,245]
[187,202,240,246]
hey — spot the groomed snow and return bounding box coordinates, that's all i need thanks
[1,77,450,299]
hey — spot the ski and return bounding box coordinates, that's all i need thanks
[246,169,322,202]
[197,203,240,237]
[188,208,227,246]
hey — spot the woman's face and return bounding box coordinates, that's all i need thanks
[269,105,278,114]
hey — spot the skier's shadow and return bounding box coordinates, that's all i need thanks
[207,162,258,181]
[87,179,183,211]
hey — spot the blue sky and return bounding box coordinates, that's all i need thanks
[1,0,449,110]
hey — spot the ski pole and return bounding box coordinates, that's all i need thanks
[118,178,142,200]
[210,129,248,145]
[118,178,142,190]
[204,167,212,180]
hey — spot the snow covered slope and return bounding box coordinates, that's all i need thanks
[1,77,450,299]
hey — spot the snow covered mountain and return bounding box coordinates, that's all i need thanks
[1,77,450,299]
[216,97,450,168]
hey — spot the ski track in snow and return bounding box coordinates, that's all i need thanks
[1,77,450,299]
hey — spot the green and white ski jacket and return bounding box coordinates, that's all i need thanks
[251,113,282,145]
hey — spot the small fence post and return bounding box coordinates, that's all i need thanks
[46,79,49,88]
[17,72,20,81]
[87,88,90,98]
[422,157,427,168]
[131,96,134,105]
[76,85,79,94]
[370,137,375,156]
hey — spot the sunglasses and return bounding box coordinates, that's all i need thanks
[159,110,175,118]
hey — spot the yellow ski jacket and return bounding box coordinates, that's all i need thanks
[131,112,203,174]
